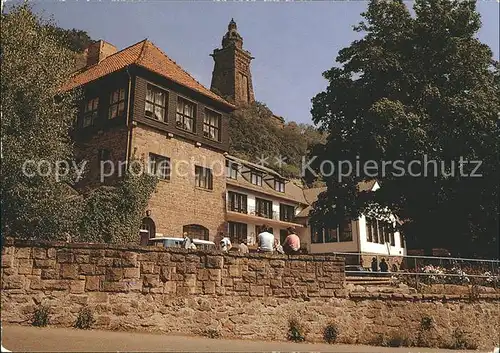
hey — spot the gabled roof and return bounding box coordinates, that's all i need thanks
[61,39,234,108]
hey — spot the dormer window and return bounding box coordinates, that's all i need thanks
[250,171,262,186]
[176,97,196,132]
[274,178,285,193]
[226,160,238,179]
[203,109,221,141]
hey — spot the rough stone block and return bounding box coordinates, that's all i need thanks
[2,275,24,289]
[124,267,140,279]
[242,271,256,283]
[307,283,319,292]
[141,262,154,274]
[79,264,95,275]
[250,285,265,297]
[270,279,283,288]
[206,255,224,269]
[319,289,335,297]
[282,277,295,287]
[170,254,185,263]
[15,248,31,259]
[228,265,242,277]
[290,261,306,269]
[60,264,79,279]
[75,255,90,264]
[291,285,308,297]
[34,259,56,269]
[222,278,233,287]
[41,269,57,280]
[159,266,172,282]
[197,269,209,281]
[273,288,292,297]
[46,248,56,259]
[203,281,216,294]
[164,281,176,294]
[208,269,222,283]
[88,292,108,303]
[18,259,33,275]
[186,263,198,274]
[301,272,316,282]
[33,248,47,260]
[1,255,14,268]
[56,251,74,263]
[157,252,170,264]
[186,254,200,263]
[269,260,285,268]
[143,274,160,288]
[102,281,129,292]
[105,268,124,282]
[234,282,249,292]
[112,304,130,316]
[215,286,226,296]
[70,280,86,294]
[31,268,42,276]
[120,252,138,267]
[248,260,265,272]
[43,280,69,291]
[95,315,111,327]
[69,295,88,305]
[105,250,120,258]
[85,276,100,291]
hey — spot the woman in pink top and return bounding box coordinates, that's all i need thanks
[283,227,300,255]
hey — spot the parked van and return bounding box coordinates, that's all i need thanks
[192,239,216,251]
[149,237,216,251]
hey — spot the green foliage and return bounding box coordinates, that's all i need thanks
[446,328,478,350]
[323,322,339,344]
[46,26,94,53]
[309,0,500,257]
[32,305,50,327]
[78,163,158,244]
[287,317,306,342]
[201,328,222,339]
[74,306,95,330]
[229,102,326,178]
[1,4,83,240]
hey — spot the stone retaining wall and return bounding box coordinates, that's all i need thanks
[1,239,498,349]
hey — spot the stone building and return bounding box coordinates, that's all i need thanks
[62,39,234,242]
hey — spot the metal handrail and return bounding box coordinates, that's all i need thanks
[324,251,499,263]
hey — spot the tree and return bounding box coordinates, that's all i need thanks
[1,4,83,240]
[1,5,158,243]
[229,102,326,179]
[309,0,499,257]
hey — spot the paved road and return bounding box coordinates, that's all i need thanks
[1,325,488,352]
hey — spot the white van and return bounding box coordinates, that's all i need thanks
[149,237,216,251]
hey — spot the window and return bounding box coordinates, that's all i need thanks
[250,172,263,186]
[279,204,295,222]
[98,149,111,162]
[183,224,209,241]
[195,166,213,190]
[226,160,238,179]
[228,191,247,213]
[228,222,247,244]
[145,84,167,122]
[176,97,196,132]
[83,97,99,127]
[311,226,324,244]
[255,198,273,219]
[109,88,125,119]
[203,109,221,141]
[239,73,249,103]
[366,217,373,242]
[325,227,338,243]
[339,220,353,242]
[148,153,170,180]
[274,179,285,193]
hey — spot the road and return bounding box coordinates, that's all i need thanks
[1,325,489,352]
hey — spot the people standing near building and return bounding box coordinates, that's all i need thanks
[371,257,378,272]
[257,225,274,253]
[220,235,232,253]
[379,258,389,272]
[283,227,300,255]
[238,239,249,254]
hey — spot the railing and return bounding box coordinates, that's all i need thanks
[227,205,295,223]
[324,251,500,289]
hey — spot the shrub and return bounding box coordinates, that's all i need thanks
[287,317,306,342]
[420,316,433,331]
[323,322,339,344]
[74,306,95,329]
[447,328,478,350]
[202,328,221,339]
[32,305,50,327]
[387,332,413,347]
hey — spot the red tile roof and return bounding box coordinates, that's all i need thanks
[61,40,234,108]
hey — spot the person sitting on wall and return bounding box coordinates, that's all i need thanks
[257,225,274,253]
[238,239,249,254]
[220,235,232,253]
[274,238,284,255]
[379,258,389,272]
[182,233,192,249]
[282,227,300,255]
[371,257,378,272]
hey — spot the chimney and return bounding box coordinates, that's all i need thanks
[86,40,118,67]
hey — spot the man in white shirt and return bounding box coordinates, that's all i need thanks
[257,225,274,253]
[220,236,232,252]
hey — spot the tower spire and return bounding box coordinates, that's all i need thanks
[210,19,255,106]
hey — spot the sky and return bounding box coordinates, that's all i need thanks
[8,0,499,125]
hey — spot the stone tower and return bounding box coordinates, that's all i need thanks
[210,19,255,106]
